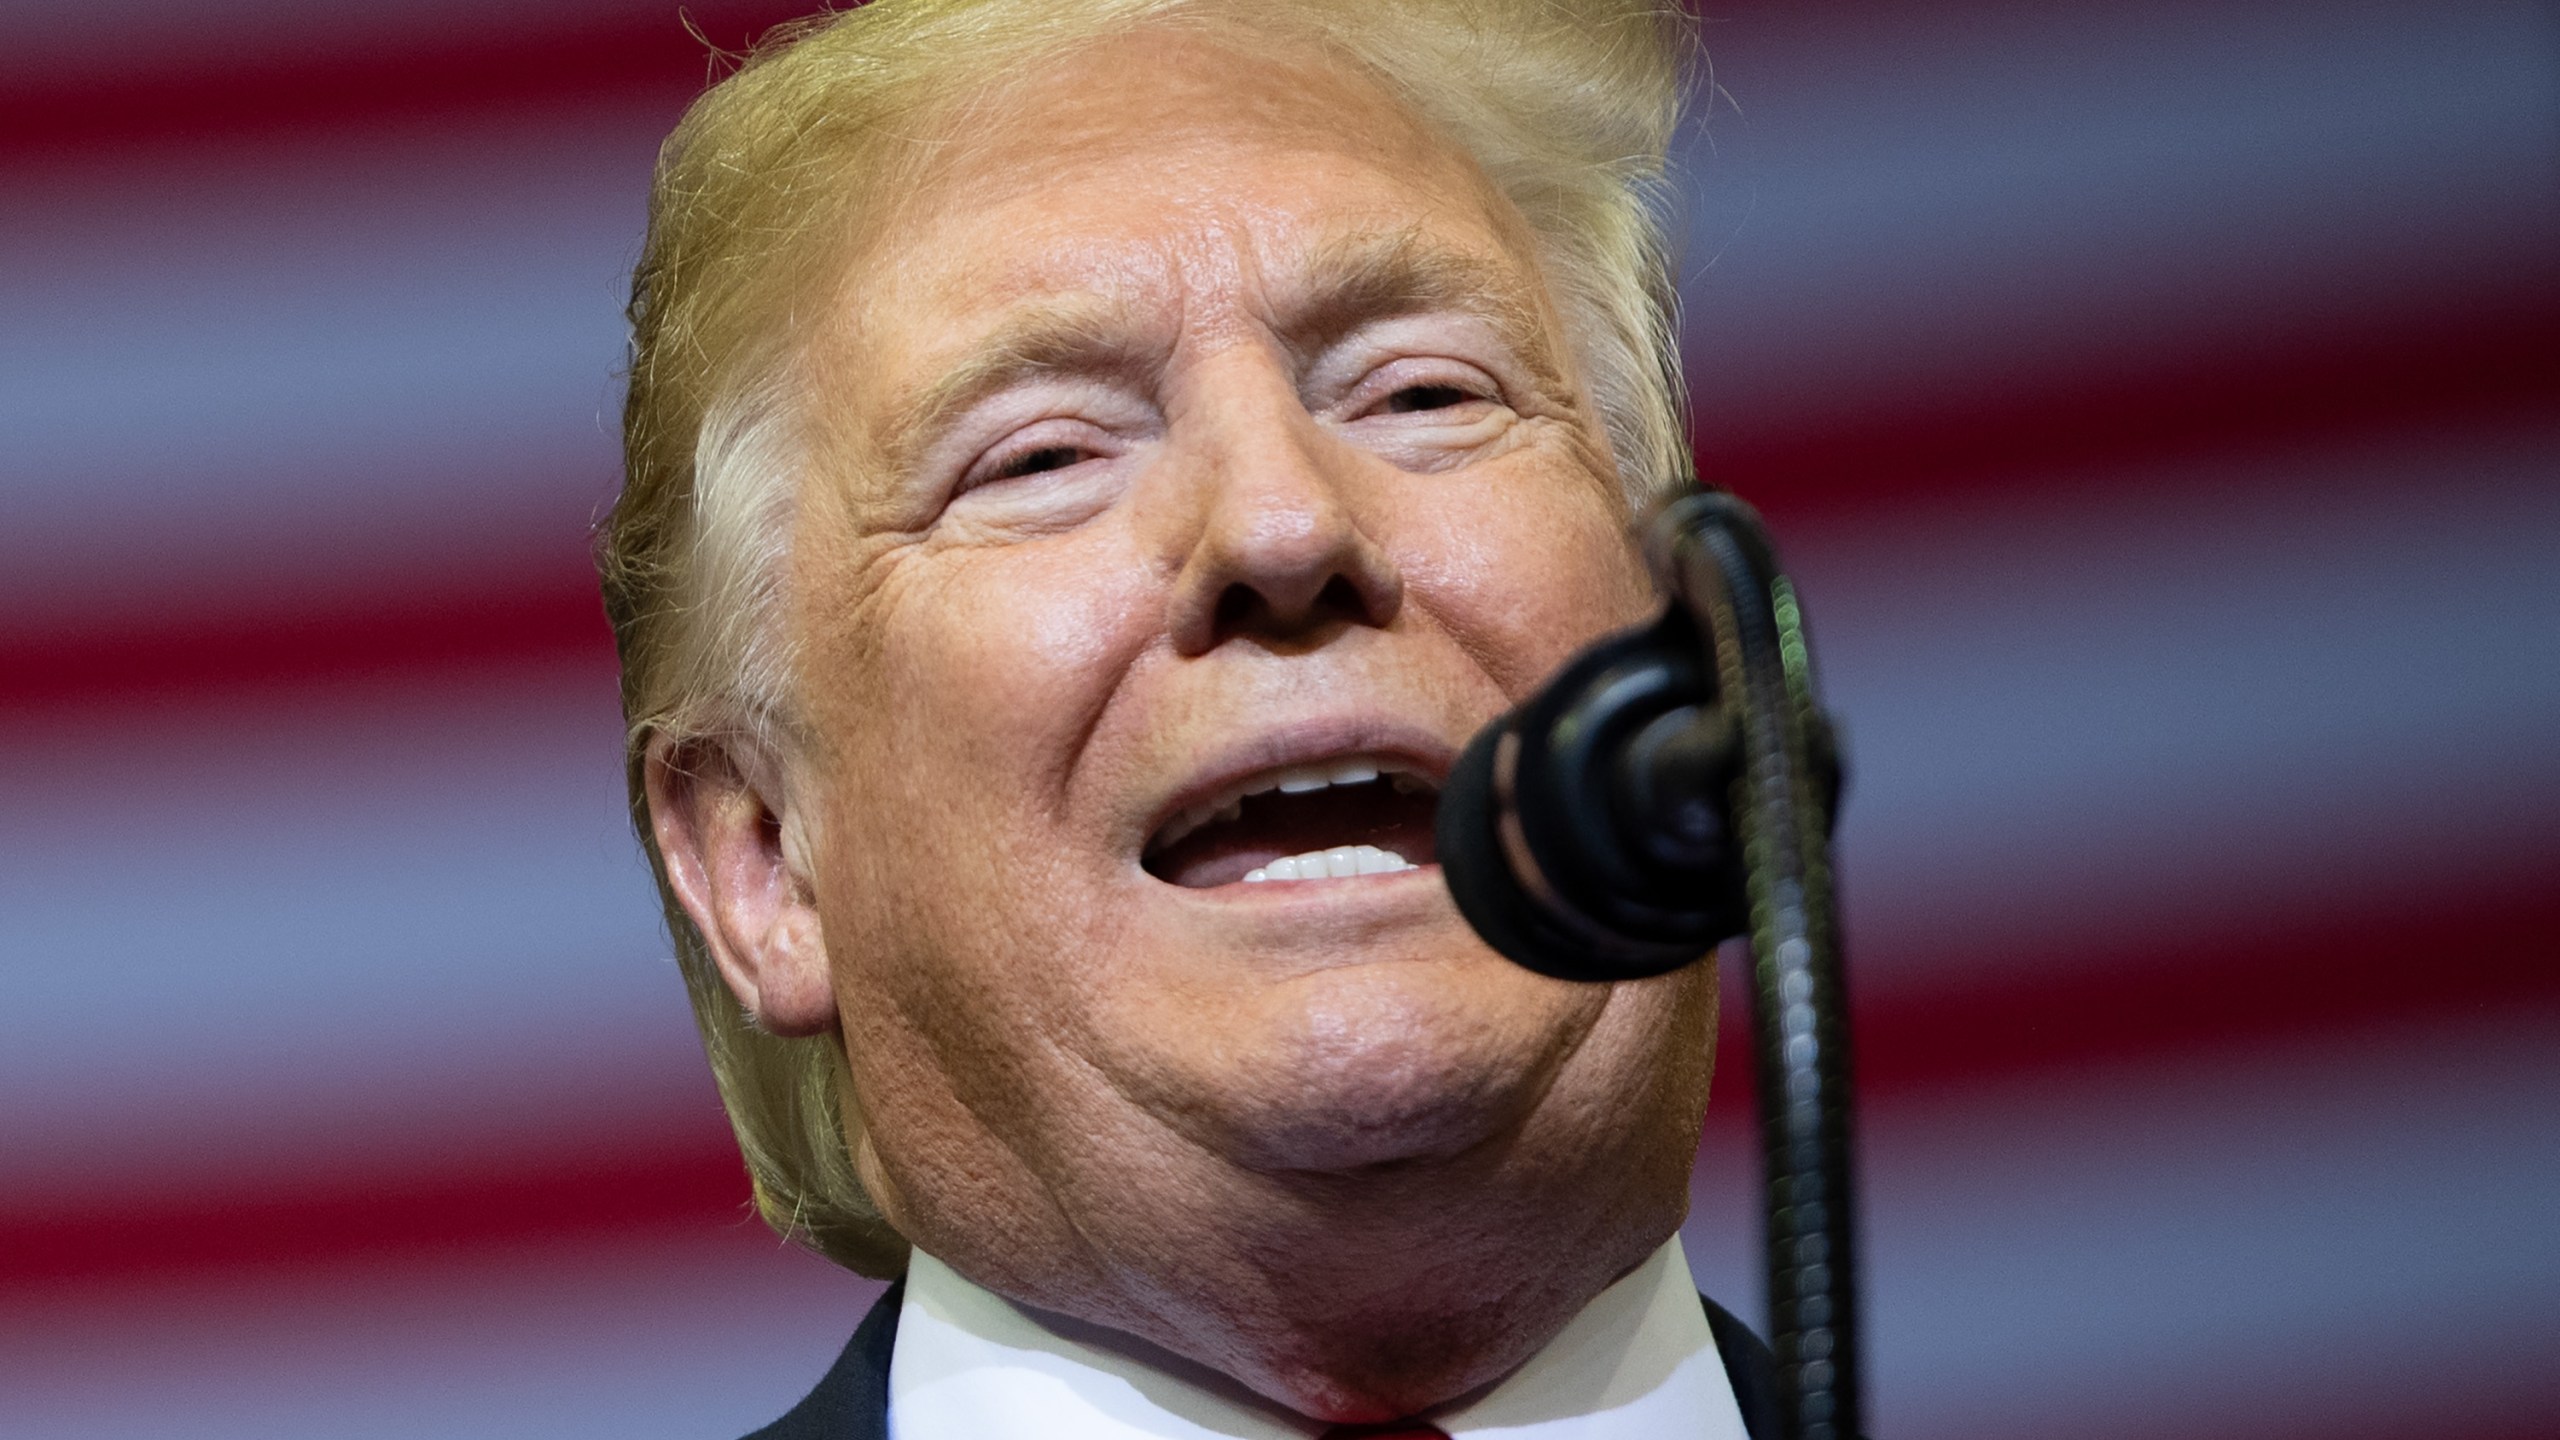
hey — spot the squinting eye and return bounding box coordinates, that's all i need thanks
[1384,383,1473,414]
[992,445,1086,480]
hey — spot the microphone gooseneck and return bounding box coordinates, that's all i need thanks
[1436,490,1863,1440]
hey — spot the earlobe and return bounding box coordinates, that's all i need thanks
[754,902,837,1035]
[644,735,840,1038]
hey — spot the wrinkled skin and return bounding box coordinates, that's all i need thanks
[648,27,1717,1425]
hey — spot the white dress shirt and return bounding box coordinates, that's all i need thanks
[887,1238,1750,1440]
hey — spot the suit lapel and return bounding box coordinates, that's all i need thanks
[1700,1293,1782,1440]
[740,1279,903,1440]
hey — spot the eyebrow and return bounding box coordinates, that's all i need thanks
[1274,228,1567,388]
[873,228,1568,478]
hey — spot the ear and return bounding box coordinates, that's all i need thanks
[643,734,838,1037]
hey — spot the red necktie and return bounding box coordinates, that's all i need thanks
[1318,1425,1451,1439]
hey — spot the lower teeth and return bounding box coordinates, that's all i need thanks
[1242,844,1416,882]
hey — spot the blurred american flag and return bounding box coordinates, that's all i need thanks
[3,2,2554,1436]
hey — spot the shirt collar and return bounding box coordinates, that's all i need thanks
[888,1237,1749,1440]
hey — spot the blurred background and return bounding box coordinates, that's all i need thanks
[4,1,2555,1435]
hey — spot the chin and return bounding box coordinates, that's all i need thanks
[1200,960,1582,1174]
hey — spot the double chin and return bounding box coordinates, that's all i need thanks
[1077,1035,1695,1425]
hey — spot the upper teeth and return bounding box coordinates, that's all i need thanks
[1149,754,1435,855]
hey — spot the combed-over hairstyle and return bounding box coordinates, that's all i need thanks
[600,0,1697,1277]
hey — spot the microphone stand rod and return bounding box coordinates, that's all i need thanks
[1656,492,1863,1440]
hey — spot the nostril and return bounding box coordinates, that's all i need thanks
[1313,573,1366,620]
[1214,582,1258,632]
[1208,573,1372,640]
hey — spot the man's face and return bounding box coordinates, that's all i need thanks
[788,29,1711,1306]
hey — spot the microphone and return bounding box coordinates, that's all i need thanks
[1436,489,1864,1440]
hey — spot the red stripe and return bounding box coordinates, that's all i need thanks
[1714,299,2560,530]
[0,4,813,163]
[1863,875,2560,1087]
[0,565,615,713]
[1708,874,2560,1104]
[2,1124,752,1292]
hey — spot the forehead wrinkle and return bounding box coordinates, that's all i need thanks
[1271,227,1569,391]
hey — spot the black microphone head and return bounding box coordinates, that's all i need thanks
[1438,718,1599,980]
[1436,612,1746,983]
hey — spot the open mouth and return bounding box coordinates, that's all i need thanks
[1142,755,1442,890]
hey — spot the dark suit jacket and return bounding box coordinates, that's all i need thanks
[744,1282,1795,1440]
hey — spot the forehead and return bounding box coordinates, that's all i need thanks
[827,27,1555,402]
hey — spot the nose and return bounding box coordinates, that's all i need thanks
[1164,364,1403,657]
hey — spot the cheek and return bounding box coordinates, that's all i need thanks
[1396,466,1651,698]
[824,527,1164,807]
[798,521,1169,1007]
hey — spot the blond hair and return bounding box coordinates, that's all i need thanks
[600,0,1697,1276]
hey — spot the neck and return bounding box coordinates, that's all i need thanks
[897,1236,1721,1437]
[928,1109,1696,1423]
